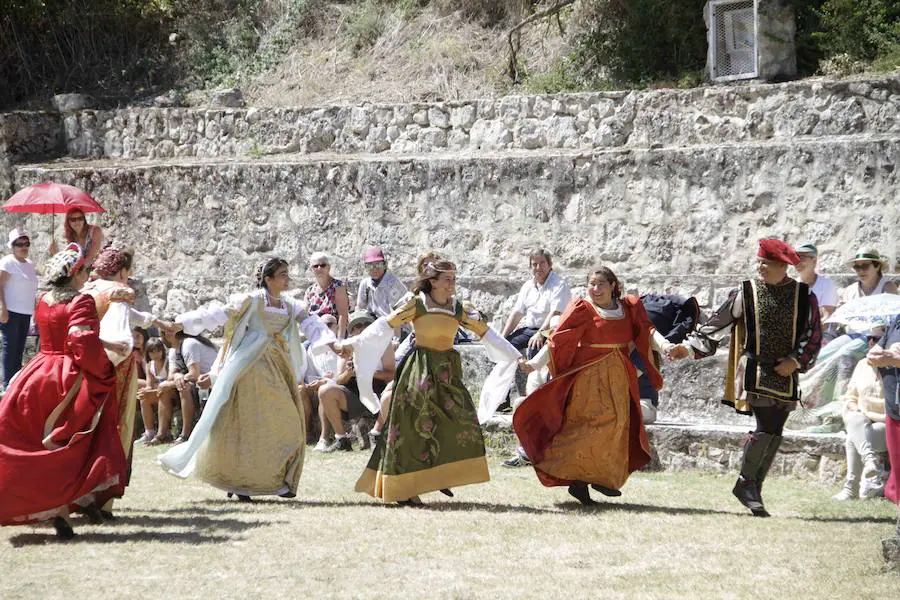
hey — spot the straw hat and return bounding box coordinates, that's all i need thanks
[847,246,889,267]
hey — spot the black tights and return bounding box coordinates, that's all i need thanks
[753,405,790,436]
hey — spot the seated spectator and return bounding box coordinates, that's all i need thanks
[163,330,219,444]
[315,311,394,452]
[793,247,898,429]
[137,337,177,446]
[305,251,350,338]
[633,293,701,423]
[356,246,409,320]
[840,247,898,303]
[794,243,839,322]
[834,327,889,500]
[501,248,570,359]
[0,228,38,387]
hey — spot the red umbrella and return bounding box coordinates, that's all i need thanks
[2,182,105,215]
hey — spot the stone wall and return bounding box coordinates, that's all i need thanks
[0,111,63,198]
[5,135,896,318]
[33,76,900,159]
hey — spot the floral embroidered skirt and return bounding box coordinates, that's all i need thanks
[355,347,489,502]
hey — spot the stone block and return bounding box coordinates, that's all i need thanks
[210,88,245,108]
[53,93,93,112]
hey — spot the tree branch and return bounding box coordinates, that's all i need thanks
[507,0,579,84]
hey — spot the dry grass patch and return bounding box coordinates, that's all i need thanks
[1,445,897,598]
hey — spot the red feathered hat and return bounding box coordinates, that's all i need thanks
[757,239,800,265]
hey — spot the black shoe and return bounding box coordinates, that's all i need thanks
[439,488,454,497]
[590,484,622,497]
[567,484,598,506]
[279,491,296,499]
[99,510,116,521]
[83,503,104,525]
[52,517,76,541]
[732,476,769,517]
[237,494,253,503]
[397,496,424,507]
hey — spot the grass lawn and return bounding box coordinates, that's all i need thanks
[2,445,898,599]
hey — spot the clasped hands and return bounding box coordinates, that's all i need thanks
[867,344,900,368]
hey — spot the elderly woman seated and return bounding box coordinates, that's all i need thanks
[833,327,889,500]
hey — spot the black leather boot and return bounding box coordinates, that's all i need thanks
[756,434,783,495]
[52,517,76,541]
[733,432,772,517]
[567,484,597,506]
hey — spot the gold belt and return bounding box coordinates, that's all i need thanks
[585,343,629,349]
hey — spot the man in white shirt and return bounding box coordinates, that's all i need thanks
[794,243,838,321]
[501,249,571,359]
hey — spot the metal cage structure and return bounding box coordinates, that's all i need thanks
[709,0,759,82]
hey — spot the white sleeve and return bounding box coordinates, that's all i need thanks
[526,343,551,370]
[299,313,336,349]
[477,327,522,423]
[346,317,394,414]
[511,282,528,315]
[822,281,839,307]
[551,279,571,314]
[177,292,249,335]
[100,302,135,365]
[128,306,155,329]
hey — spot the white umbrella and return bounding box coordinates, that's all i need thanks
[824,293,900,331]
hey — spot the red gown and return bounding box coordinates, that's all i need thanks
[0,293,126,525]
[513,296,663,489]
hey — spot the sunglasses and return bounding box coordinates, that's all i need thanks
[67,216,85,223]
[365,261,386,269]
[12,240,30,248]
[311,263,328,269]
[852,262,874,271]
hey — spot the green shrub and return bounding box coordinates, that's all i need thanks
[814,0,900,63]
[346,0,385,54]
[572,0,708,86]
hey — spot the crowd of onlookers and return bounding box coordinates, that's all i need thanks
[0,215,895,500]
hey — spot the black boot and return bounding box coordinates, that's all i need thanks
[52,517,76,541]
[83,503,105,525]
[567,484,597,506]
[755,434,782,495]
[591,484,622,497]
[439,488,454,497]
[732,432,772,517]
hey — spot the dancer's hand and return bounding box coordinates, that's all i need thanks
[867,347,894,367]
[774,357,798,377]
[197,374,212,389]
[518,358,535,374]
[666,344,690,360]
[102,340,129,355]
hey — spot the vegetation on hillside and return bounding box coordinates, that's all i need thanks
[1,0,898,109]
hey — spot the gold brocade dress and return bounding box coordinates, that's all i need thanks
[194,307,306,495]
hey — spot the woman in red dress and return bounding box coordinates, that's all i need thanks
[0,243,126,540]
[514,266,664,505]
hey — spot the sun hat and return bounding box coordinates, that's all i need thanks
[847,246,889,267]
[795,243,818,257]
[7,227,29,249]
[347,310,375,331]
[362,246,386,263]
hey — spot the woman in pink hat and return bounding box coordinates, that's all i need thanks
[356,246,409,320]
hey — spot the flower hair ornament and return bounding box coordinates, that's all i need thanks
[44,243,85,284]
[92,241,129,278]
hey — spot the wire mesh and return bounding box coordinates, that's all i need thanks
[711,0,756,80]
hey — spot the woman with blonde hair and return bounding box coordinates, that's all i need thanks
[304,251,350,338]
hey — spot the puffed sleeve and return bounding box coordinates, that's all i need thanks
[386,295,418,329]
[178,293,253,335]
[67,294,116,382]
[459,301,489,338]
[99,301,136,366]
[292,297,336,350]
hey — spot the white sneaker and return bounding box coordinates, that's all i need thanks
[313,439,330,452]
[135,430,156,446]
[832,483,858,501]
[640,399,657,424]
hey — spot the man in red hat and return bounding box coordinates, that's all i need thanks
[669,239,822,517]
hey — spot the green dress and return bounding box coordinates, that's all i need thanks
[355,294,490,502]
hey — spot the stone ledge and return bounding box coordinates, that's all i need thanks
[482,418,846,485]
[1,75,896,161]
